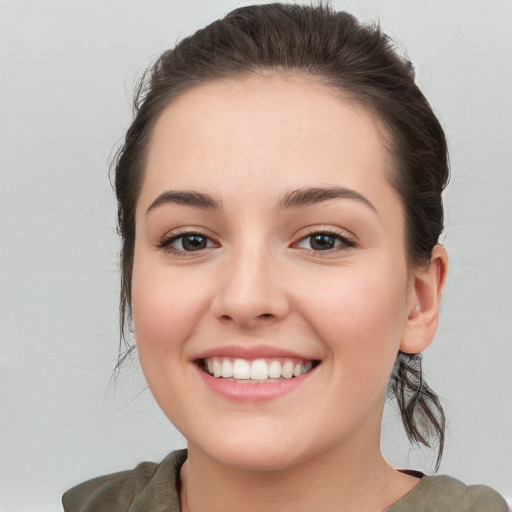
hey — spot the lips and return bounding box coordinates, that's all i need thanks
[201,356,316,382]
[192,345,321,400]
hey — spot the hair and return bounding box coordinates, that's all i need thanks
[112,3,449,469]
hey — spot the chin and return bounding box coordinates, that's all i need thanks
[184,417,330,473]
[202,441,308,472]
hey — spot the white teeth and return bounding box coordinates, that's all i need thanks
[268,360,282,379]
[221,359,233,378]
[281,361,294,379]
[205,356,316,381]
[213,359,222,378]
[251,359,269,380]
[233,358,251,379]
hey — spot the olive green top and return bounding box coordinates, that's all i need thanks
[62,449,508,512]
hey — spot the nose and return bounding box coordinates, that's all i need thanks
[210,244,290,329]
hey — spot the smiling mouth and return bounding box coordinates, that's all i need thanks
[199,357,320,383]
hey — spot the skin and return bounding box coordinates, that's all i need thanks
[131,74,447,512]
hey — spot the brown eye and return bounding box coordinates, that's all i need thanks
[160,233,217,253]
[309,234,338,251]
[295,231,355,252]
[178,234,209,251]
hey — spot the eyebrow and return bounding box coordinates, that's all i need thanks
[146,190,222,214]
[146,186,377,215]
[280,186,377,214]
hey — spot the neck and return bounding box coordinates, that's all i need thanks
[180,432,418,512]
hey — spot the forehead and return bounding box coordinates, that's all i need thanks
[140,74,397,211]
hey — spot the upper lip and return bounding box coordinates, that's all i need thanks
[192,344,318,361]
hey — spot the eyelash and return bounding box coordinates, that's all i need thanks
[157,230,218,256]
[293,229,356,254]
[157,228,356,256]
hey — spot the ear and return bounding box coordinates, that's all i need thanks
[400,245,448,354]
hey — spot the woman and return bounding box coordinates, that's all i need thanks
[63,4,508,511]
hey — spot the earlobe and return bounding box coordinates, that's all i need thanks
[400,245,448,354]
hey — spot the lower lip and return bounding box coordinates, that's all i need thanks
[196,365,316,402]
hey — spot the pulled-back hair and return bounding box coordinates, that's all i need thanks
[113,3,449,469]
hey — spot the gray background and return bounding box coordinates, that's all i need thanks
[1,1,511,511]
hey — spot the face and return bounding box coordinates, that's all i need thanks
[131,75,419,471]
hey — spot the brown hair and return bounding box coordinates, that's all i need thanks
[112,3,449,469]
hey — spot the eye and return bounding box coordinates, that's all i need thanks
[159,232,217,253]
[295,231,355,252]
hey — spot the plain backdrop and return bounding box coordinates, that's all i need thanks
[1,1,511,511]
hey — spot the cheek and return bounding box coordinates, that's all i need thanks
[297,266,408,368]
[131,263,209,359]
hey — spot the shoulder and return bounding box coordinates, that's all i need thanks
[389,473,509,512]
[62,449,187,512]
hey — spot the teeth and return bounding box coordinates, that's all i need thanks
[268,360,282,379]
[281,361,294,379]
[204,357,316,381]
[221,359,233,378]
[213,358,222,377]
[233,359,251,379]
[251,359,269,380]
